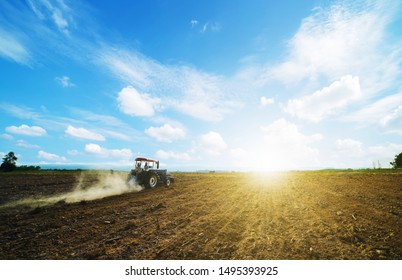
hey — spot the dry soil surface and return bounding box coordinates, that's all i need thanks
[0,170,401,259]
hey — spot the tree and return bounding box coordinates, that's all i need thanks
[390,152,402,169]
[17,165,41,171]
[1,151,18,172]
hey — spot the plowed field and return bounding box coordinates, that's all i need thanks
[0,170,401,259]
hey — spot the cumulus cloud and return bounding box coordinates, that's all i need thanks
[260,119,322,168]
[56,76,75,87]
[285,75,361,122]
[156,150,191,161]
[262,118,322,144]
[38,150,67,162]
[260,96,275,107]
[117,86,161,117]
[196,131,227,156]
[145,124,186,142]
[6,124,47,136]
[85,143,102,154]
[65,125,105,141]
[85,143,133,161]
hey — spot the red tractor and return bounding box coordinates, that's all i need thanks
[127,157,174,188]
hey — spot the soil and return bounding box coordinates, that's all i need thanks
[0,170,401,259]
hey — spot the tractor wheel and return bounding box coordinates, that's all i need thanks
[165,178,171,187]
[147,173,158,188]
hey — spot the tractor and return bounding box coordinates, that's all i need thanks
[127,157,174,188]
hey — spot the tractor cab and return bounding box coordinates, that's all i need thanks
[134,158,159,171]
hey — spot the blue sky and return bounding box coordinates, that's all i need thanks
[1,0,402,171]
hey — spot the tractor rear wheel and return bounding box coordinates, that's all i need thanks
[147,173,158,188]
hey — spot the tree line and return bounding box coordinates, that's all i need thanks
[1,151,402,172]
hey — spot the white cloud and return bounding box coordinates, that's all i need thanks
[200,22,221,33]
[260,119,322,169]
[85,143,102,154]
[336,138,364,157]
[0,133,13,140]
[369,143,402,159]
[285,75,361,122]
[38,150,67,162]
[261,118,322,144]
[16,139,40,149]
[65,125,105,141]
[0,103,39,119]
[262,1,401,97]
[0,28,31,65]
[67,149,79,156]
[328,140,402,169]
[156,150,191,161]
[6,124,47,136]
[52,9,69,33]
[27,0,72,34]
[56,76,75,87]
[145,124,186,143]
[345,92,402,131]
[380,106,402,128]
[170,68,237,121]
[260,96,275,107]
[202,23,208,33]
[103,130,131,141]
[230,148,248,159]
[99,48,238,122]
[117,86,161,117]
[190,19,199,27]
[85,143,133,161]
[67,108,141,141]
[69,108,126,127]
[99,50,157,89]
[26,0,45,19]
[196,131,227,156]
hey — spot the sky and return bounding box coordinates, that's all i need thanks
[0,0,402,171]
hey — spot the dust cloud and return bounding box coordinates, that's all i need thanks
[0,171,143,210]
[66,172,143,203]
